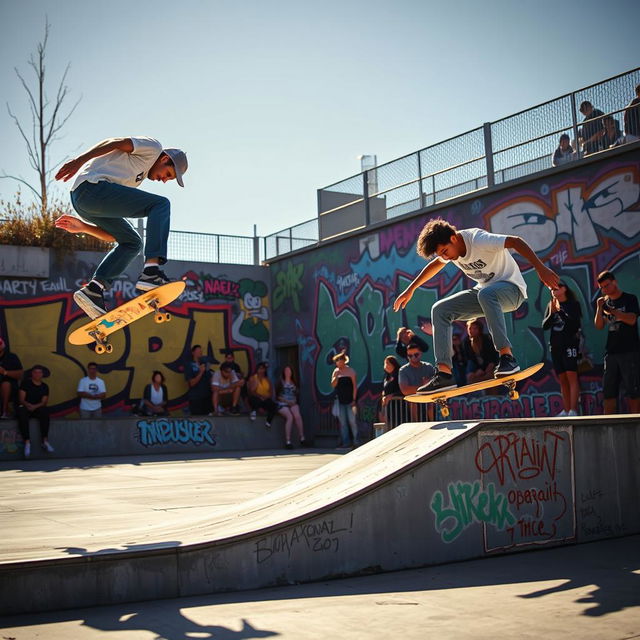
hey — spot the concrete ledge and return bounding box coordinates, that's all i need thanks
[0,414,289,460]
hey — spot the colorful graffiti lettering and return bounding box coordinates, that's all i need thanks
[181,271,242,301]
[136,418,215,447]
[430,481,515,543]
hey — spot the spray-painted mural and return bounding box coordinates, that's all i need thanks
[272,148,640,421]
[0,254,270,419]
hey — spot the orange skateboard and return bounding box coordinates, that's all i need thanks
[404,363,544,417]
[68,281,185,354]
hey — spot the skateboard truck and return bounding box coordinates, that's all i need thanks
[148,297,172,324]
[88,329,113,355]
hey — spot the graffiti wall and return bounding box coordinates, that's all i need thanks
[0,252,270,418]
[271,147,640,419]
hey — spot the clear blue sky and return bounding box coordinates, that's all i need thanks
[1,0,638,238]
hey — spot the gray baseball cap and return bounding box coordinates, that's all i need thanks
[163,148,188,187]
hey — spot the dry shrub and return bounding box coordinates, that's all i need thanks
[0,192,112,253]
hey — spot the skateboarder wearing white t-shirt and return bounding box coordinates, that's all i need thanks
[393,218,559,393]
[54,136,188,319]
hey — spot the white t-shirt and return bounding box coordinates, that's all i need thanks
[149,385,164,406]
[211,370,239,390]
[452,228,527,297]
[77,376,106,411]
[71,136,163,191]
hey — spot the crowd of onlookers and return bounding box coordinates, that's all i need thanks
[551,84,640,167]
[1,269,636,454]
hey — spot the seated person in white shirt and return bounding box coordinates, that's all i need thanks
[211,362,242,415]
[77,362,106,419]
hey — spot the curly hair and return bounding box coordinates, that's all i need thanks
[416,218,457,258]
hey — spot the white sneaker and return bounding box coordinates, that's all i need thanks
[43,441,54,453]
[24,442,31,457]
[250,411,256,421]
[557,410,567,417]
[567,409,578,416]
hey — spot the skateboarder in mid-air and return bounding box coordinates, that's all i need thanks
[54,136,188,319]
[393,218,559,393]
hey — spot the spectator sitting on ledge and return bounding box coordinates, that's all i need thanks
[247,362,279,428]
[77,362,106,419]
[141,370,169,416]
[17,365,52,458]
[211,362,241,415]
[0,336,23,419]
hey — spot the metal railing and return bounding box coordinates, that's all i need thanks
[264,66,640,260]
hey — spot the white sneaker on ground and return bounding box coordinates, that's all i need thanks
[567,409,578,416]
[557,410,567,417]
[24,442,31,457]
[249,411,256,421]
[43,441,54,453]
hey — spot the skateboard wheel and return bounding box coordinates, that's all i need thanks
[95,344,106,355]
[441,406,450,418]
[154,313,165,324]
[509,390,519,400]
[164,313,171,322]
[105,343,113,354]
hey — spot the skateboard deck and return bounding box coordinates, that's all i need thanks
[404,362,544,417]
[68,281,185,353]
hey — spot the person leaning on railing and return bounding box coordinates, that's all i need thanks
[623,83,640,142]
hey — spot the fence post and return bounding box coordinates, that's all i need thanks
[417,151,425,208]
[253,224,260,265]
[570,92,581,157]
[483,122,495,188]
[317,188,323,243]
[363,172,371,227]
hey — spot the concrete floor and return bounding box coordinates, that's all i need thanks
[2,451,640,638]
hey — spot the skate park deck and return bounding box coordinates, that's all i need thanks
[2,414,639,614]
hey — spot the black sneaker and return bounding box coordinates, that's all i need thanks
[495,354,520,377]
[73,281,107,319]
[136,267,171,292]
[417,371,456,394]
[285,442,293,450]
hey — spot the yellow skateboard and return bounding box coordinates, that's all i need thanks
[404,362,544,418]
[68,281,185,354]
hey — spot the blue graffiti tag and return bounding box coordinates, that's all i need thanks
[136,418,216,447]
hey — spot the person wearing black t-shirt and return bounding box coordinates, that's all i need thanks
[462,319,499,384]
[381,355,404,427]
[17,365,52,458]
[543,282,582,416]
[0,336,23,419]
[594,271,640,414]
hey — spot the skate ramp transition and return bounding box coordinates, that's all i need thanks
[2,415,639,614]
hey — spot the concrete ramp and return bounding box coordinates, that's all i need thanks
[2,416,639,614]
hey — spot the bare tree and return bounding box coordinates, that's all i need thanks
[2,19,81,213]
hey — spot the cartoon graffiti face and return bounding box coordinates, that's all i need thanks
[243,292,262,311]
[488,168,640,254]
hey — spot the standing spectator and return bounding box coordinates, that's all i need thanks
[398,343,436,421]
[463,319,499,384]
[543,282,582,416]
[600,116,623,149]
[451,332,468,387]
[211,362,242,415]
[579,101,606,155]
[380,355,403,427]
[594,271,640,414]
[276,365,306,449]
[552,134,577,167]
[330,351,358,449]
[17,365,52,457]
[141,371,169,416]
[185,344,212,416]
[623,84,640,142]
[0,336,23,419]
[247,362,279,427]
[395,326,429,359]
[77,362,106,418]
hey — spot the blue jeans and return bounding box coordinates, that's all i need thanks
[71,181,170,285]
[337,402,357,446]
[432,282,525,369]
